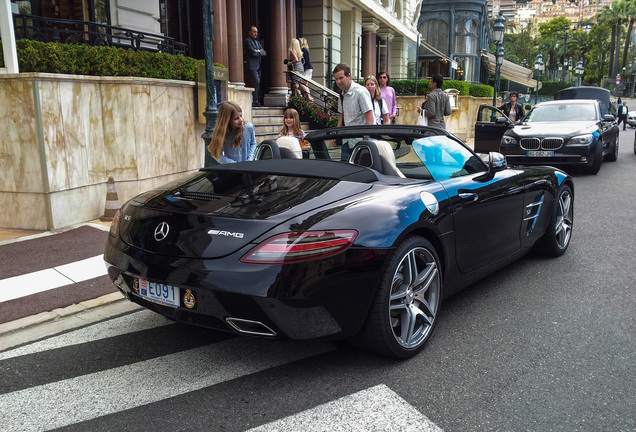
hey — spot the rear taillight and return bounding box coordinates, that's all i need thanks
[109,209,122,238]
[240,230,358,264]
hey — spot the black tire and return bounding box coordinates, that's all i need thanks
[585,141,602,174]
[537,184,573,257]
[605,133,619,162]
[351,236,441,359]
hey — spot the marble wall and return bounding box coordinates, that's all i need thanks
[0,73,250,230]
[0,72,486,230]
[395,95,495,143]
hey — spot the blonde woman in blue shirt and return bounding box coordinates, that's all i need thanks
[208,101,257,164]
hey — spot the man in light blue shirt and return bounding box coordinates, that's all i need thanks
[333,63,373,160]
[334,63,374,127]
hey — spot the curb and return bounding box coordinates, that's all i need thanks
[0,292,127,337]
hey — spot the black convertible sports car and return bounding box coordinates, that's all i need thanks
[104,125,574,358]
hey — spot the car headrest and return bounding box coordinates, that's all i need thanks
[374,140,405,178]
[349,140,405,178]
[276,136,303,159]
[254,140,281,160]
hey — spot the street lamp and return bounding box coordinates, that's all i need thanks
[557,24,570,83]
[493,45,505,107]
[568,56,573,83]
[558,62,563,84]
[493,12,506,45]
[574,60,584,87]
[492,12,506,107]
[201,0,217,167]
[521,58,528,68]
[629,57,636,97]
[534,53,544,104]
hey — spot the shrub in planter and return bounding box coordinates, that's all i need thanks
[287,96,338,129]
[0,39,210,81]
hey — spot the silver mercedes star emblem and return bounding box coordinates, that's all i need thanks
[154,222,170,241]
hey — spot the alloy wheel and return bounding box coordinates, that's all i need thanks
[555,189,573,250]
[389,247,440,349]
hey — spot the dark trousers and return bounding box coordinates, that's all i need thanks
[247,67,261,104]
[618,115,627,130]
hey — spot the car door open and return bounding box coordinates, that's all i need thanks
[474,105,512,154]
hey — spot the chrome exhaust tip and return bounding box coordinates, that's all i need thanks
[226,318,277,337]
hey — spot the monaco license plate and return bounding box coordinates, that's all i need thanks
[139,279,180,307]
[527,150,554,157]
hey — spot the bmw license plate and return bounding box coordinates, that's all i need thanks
[139,279,180,307]
[527,150,554,157]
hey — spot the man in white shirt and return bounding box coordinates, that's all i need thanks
[334,63,374,127]
[333,63,374,160]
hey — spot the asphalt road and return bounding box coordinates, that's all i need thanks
[1,128,634,432]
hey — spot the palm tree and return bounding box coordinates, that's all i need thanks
[622,0,636,68]
[613,0,628,73]
[569,31,589,63]
[598,2,622,77]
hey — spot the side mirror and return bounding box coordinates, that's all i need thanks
[495,116,512,125]
[489,152,507,172]
[475,151,507,182]
[602,114,616,122]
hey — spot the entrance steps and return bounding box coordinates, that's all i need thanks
[251,106,311,142]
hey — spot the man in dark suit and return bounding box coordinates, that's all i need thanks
[244,26,266,107]
[617,101,628,131]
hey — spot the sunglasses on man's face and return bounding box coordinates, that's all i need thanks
[379,76,387,79]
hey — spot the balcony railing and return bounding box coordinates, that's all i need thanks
[12,14,188,56]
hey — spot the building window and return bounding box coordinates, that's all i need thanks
[420,18,449,55]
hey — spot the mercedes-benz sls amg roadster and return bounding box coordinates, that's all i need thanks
[104,125,574,358]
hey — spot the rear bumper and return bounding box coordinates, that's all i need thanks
[104,239,389,340]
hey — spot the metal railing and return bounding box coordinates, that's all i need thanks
[285,70,339,116]
[12,14,188,55]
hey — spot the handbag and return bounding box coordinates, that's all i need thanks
[417,111,428,126]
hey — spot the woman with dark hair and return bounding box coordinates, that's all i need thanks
[377,71,397,123]
[499,91,524,124]
[300,38,313,80]
[207,101,257,164]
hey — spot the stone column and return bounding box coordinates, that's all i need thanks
[361,18,380,78]
[286,0,296,42]
[212,0,228,68]
[226,0,244,85]
[377,30,394,76]
[263,0,288,106]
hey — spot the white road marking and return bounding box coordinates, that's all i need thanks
[0,309,168,360]
[53,255,108,283]
[248,384,444,432]
[0,255,106,302]
[0,338,335,431]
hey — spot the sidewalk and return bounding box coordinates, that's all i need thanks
[0,220,130,341]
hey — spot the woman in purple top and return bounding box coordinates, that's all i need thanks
[378,71,397,123]
[207,101,257,164]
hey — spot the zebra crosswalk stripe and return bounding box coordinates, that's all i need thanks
[248,384,443,432]
[0,338,334,431]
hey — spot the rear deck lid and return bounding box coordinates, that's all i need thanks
[118,161,375,258]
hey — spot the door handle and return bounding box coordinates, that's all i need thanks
[458,192,478,202]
